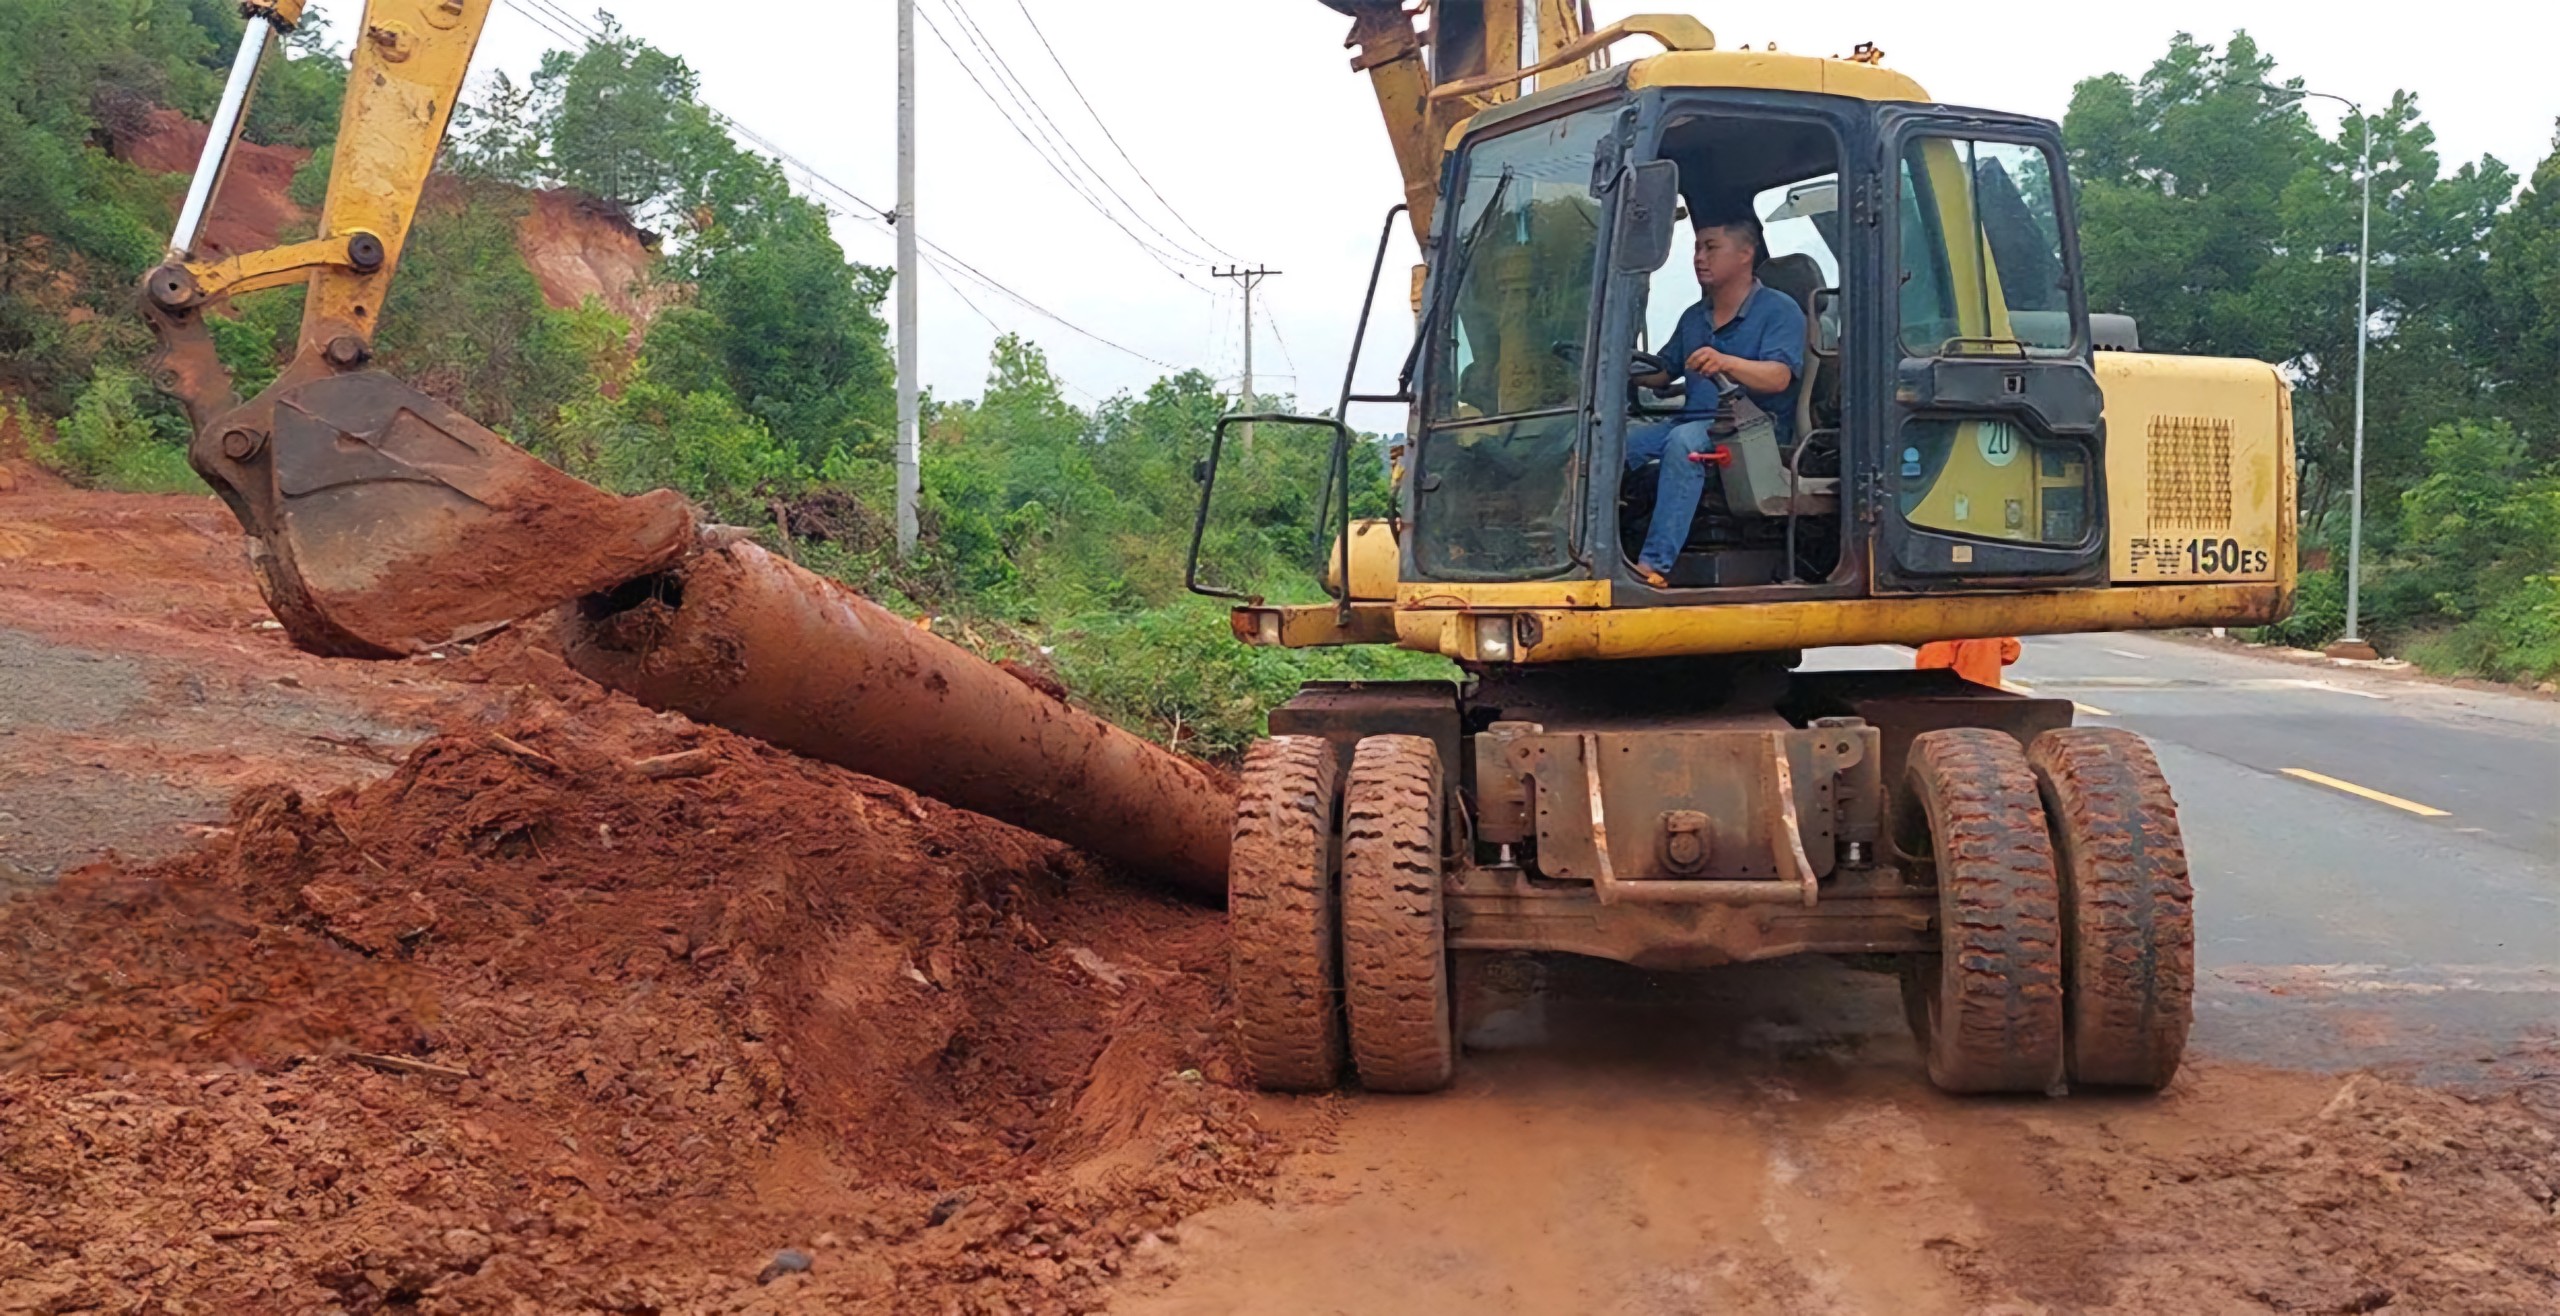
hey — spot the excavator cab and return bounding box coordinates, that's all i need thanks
[1409,84,2108,604]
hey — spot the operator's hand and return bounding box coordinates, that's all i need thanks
[1684,345,1733,379]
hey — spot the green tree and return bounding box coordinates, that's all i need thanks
[2483,125,2560,459]
[370,183,624,461]
[2063,31,2521,537]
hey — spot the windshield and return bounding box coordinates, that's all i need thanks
[1897,136,2074,355]
[1428,106,1615,422]
[1413,104,1616,580]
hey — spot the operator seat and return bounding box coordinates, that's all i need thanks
[1754,253,1825,445]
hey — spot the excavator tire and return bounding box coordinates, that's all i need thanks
[2029,728,2194,1090]
[1340,735,1455,1093]
[1229,736,1346,1092]
[1898,729,2066,1095]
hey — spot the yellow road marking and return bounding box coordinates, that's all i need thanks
[2281,768,2450,818]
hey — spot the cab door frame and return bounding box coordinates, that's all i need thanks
[1866,107,2110,591]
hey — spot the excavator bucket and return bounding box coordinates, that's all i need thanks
[194,368,696,659]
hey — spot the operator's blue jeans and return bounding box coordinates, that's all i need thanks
[1624,419,1716,575]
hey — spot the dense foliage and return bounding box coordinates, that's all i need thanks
[2064,33,2560,675]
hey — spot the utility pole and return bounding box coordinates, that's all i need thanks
[894,0,920,560]
[1211,266,1279,449]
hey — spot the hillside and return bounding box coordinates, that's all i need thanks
[117,106,669,328]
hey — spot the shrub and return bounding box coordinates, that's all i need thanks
[39,366,196,492]
[2258,567,2345,648]
[1051,600,1452,759]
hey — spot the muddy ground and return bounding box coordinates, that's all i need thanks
[1,475,2554,1314]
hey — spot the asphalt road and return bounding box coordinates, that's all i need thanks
[1812,632,2560,1078]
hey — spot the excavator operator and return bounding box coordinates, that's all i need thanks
[1626,212,1807,588]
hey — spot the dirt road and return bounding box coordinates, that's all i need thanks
[3,480,2554,1314]
[1115,959,2557,1315]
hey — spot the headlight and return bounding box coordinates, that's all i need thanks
[1475,614,1513,662]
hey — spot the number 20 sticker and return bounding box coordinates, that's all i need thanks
[1976,423,2020,468]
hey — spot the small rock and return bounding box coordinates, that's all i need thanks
[813,1232,841,1249]
[442,1228,492,1265]
[756,1249,813,1285]
[927,1194,968,1226]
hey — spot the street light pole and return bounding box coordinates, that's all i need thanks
[2259,84,2373,654]
[2344,106,2372,647]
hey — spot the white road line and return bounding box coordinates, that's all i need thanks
[2269,678,2388,700]
[2103,647,2145,660]
[2003,678,2112,718]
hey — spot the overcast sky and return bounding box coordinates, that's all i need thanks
[461,1,2560,432]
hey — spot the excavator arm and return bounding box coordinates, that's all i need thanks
[142,0,693,658]
[1319,2,1712,291]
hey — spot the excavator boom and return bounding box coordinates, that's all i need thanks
[142,0,695,657]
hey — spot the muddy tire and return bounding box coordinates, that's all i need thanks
[1898,729,2066,1095]
[1229,735,1346,1092]
[2030,728,2194,1090]
[1340,735,1455,1093]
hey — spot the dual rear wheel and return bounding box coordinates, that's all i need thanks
[1231,725,2193,1098]
[1231,734,1455,1094]
[1898,726,2194,1093]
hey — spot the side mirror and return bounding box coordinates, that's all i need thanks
[1611,159,1680,275]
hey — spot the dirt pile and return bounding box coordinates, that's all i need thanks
[513,187,668,328]
[0,648,1275,1313]
[2034,1069,2560,1313]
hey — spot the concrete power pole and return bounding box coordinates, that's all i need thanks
[1211,266,1279,449]
[894,0,920,559]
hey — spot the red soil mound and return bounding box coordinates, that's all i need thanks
[0,655,1275,1312]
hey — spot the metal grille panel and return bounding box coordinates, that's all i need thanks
[2145,415,2234,531]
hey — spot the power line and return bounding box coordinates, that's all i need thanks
[915,0,1212,288]
[771,157,1188,372]
[496,0,588,51]
[1006,0,1238,262]
[920,255,1103,402]
[488,0,1194,374]
[1257,298,1298,377]
[938,0,1215,266]
[515,0,600,43]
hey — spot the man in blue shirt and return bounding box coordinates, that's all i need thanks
[1625,213,1808,587]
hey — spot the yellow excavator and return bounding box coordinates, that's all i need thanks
[144,2,2291,1101]
[1200,3,2293,1095]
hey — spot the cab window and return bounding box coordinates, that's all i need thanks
[1897,137,2073,355]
